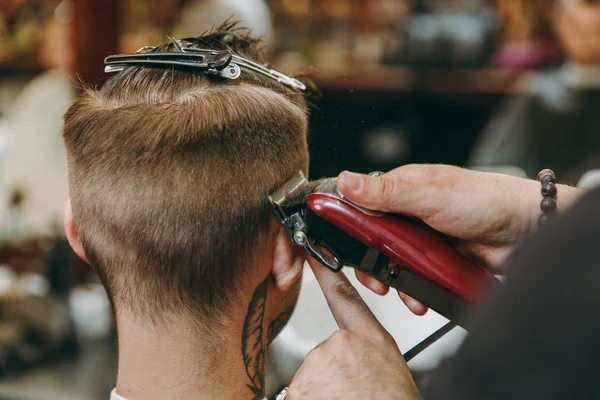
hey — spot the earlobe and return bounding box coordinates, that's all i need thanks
[270,226,305,293]
[63,199,90,264]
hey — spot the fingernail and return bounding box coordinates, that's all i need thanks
[407,299,427,316]
[338,171,364,194]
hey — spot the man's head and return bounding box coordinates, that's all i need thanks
[62,26,310,333]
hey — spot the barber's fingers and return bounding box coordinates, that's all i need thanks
[354,270,389,296]
[337,171,402,213]
[451,239,511,275]
[337,168,433,216]
[354,270,429,316]
[307,257,386,334]
[398,293,428,316]
[467,244,511,274]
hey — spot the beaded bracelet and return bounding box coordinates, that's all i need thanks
[537,169,557,226]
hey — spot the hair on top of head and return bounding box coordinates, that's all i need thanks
[63,22,312,329]
[101,21,315,108]
[165,20,265,60]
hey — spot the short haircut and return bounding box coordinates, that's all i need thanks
[63,24,310,326]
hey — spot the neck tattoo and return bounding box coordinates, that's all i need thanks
[242,278,268,400]
[267,304,295,342]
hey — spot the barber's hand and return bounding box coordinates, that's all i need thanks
[337,164,582,315]
[287,258,420,400]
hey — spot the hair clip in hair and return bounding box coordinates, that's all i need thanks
[104,42,305,91]
[136,46,158,54]
[229,56,306,91]
[104,49,234,74]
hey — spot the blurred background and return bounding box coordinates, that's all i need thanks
[1,0,600,399]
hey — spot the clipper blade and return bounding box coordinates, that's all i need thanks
[269,172,339,209]
[269,171,309,208]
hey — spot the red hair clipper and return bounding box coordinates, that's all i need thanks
[269,172,498,331]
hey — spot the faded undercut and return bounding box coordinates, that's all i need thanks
[63,23,310,326]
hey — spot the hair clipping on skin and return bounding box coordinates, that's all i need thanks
[104,39,306,92]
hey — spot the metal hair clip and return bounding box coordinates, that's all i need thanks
[229,55,306,92]
[104,40,306,91]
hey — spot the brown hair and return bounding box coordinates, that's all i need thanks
[63,24,310,326]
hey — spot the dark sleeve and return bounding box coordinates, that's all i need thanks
[422,187,600,400]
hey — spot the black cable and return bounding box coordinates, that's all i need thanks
[403,321,458,363]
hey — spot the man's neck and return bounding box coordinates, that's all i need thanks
[115,279,269,400]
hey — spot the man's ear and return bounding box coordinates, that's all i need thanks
[270,224,305,293]
[63,199,90,264]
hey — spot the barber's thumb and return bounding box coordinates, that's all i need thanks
[338,171,397,212]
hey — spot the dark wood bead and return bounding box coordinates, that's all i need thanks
[541,182,557,198]
[537,169,555,182]
[538,214,550,226]
[540,174,556,185]
[540,197,557,213]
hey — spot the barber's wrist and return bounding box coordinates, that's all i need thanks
[555,184,585,214]
[520,180,584,234]
[516,178,544,236]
